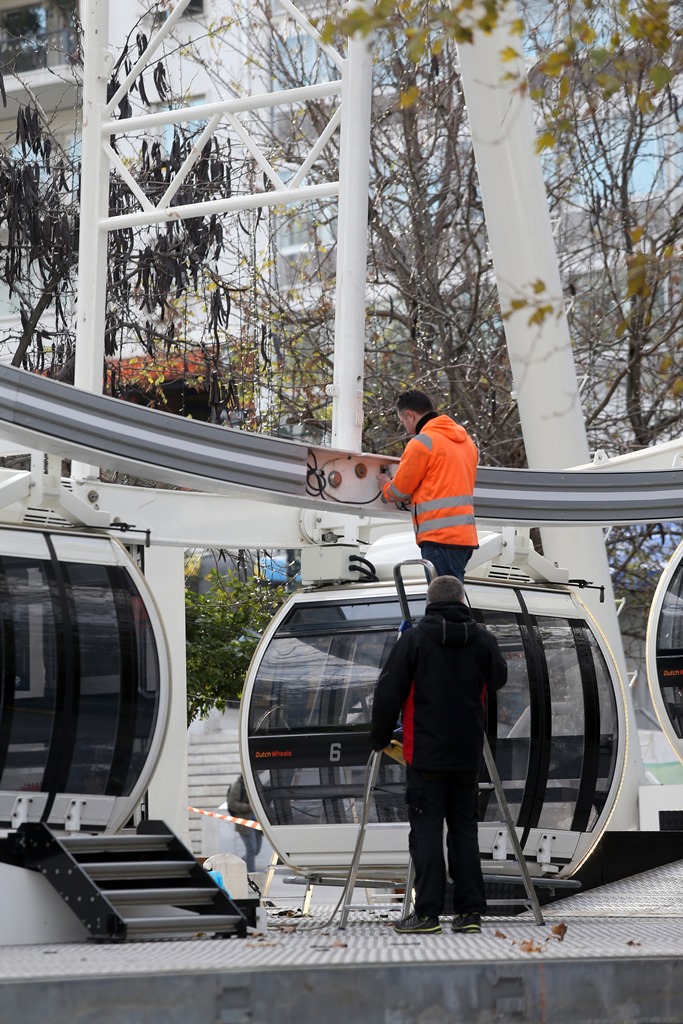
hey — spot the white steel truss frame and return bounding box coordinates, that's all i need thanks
[74,0,372,460]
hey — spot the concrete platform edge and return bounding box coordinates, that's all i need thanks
[2,954,683,1024]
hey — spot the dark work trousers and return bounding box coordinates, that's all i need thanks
[406,765,486,919]
[418,542,473,582]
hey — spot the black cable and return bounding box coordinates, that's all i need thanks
[349,555,377,572]
[306,451,327,498]
[306,467,326,497]
[348,556,379,583]
[348,566,379,583]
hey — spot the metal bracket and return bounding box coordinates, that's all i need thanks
[536,833,556,866]
[0,470,31,516]
[567,578,606,602]
[492,828,508,861]
[469,527,569,584]
[65,799,86,832]
[11,796,33,829]
[28,454,112,528]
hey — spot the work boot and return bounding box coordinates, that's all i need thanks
[451,911,481,934]
[393,912,441,935]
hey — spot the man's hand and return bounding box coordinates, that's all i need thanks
[377,470,392,491]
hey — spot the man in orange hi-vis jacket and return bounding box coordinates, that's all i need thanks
[377,390,478,581]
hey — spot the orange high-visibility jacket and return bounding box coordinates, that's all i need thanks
[383,414,478,547]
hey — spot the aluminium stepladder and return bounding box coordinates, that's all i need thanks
[339,559,544,928]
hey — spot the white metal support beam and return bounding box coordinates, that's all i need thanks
[0,470,31,511]
[71,0,367,452]
[72,0,111,480]
[456,3,642,823]
[330,3,373,450]
[455,13,623,610]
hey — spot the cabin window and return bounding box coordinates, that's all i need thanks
[0,537,161,820]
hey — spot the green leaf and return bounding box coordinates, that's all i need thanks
[590,47,611,67]
[649,64,674,91]
[535,131,557,153]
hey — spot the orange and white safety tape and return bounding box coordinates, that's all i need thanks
[188,805,263,830]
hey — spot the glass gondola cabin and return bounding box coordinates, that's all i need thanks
[240,574,629,881]
[0,526,170,835]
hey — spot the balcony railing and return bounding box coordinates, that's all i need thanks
[0,27,79,75]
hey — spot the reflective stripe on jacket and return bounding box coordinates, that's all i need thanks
[383,414,478,547]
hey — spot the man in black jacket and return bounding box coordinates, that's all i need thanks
[370,575,507,935]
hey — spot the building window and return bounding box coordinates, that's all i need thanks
[0,3,78,74]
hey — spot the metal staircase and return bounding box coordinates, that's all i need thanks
[2,820,248,942]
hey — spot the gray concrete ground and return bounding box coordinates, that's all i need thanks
[2,859,683,1023]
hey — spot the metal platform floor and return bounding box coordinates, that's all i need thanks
[2,859,683,1024]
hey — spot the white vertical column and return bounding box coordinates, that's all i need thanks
[457,18,586,468]
[72,0,112,481]
[456,5,642,821]
[144,544,191,845]
[330,16,373,452]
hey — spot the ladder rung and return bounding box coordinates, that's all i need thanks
[487,898,535,905]
[283,875,399,889]
[85,860,195,881]
[484,874,580,889]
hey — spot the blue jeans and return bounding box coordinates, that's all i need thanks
[238,828,263,873]
[418,542,473,582]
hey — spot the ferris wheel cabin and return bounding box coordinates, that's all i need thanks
[240,563,630,882]
[0,525,169,835]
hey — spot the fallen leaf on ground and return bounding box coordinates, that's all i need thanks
[518,939,543,953]
[626,940,641,947]
[494,930,508,939]
[551,922,568,941]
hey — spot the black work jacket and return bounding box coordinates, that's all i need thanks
[369,601,507,773]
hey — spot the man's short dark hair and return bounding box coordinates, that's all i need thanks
[427,575,465,605]
[395,390,435,416]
